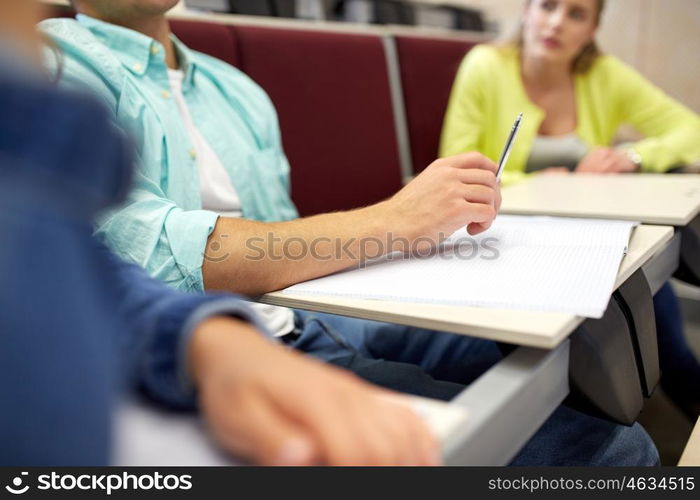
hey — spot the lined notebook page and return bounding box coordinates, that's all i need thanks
[283,215,638,318]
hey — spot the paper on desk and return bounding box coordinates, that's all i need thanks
[283,215,639,318]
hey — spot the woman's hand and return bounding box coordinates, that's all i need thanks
[188,317,441,466]
[575,148,639,173]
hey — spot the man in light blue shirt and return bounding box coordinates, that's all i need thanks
[0,17,438,466]
[41,0,659,466]
[44,11,297,291]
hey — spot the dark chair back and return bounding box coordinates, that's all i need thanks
[234,25,404,215]
[395,36,477,172]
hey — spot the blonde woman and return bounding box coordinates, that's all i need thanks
[441,0,700,418]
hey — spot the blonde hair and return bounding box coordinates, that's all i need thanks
[512,0,606,73]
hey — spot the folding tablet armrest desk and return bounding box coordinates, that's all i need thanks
[117,174,700,465]
[260,224,675,465]
[499,174,700,421]
[113,222,675,466]
[271,172,699,464]
[500,174,700,287]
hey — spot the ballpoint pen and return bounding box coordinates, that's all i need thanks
[496,113,523,181]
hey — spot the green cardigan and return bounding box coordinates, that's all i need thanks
[440,44,700,185]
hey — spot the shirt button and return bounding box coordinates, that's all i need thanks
[132,63,143,72]
[151,46,161,55]
[162,90,171,99]
[189,149,198,160]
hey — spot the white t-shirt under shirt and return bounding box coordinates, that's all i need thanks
[168,69,295,337]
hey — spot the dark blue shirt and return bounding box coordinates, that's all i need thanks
[0,63,265,465]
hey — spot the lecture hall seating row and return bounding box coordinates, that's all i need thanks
[42,6,481,216]
[41,4,700,466]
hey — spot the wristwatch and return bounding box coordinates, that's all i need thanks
[622,147,643,171]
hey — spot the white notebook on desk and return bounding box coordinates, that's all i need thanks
[283,215,638,319]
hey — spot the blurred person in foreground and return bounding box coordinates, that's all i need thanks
[0,0,442,467]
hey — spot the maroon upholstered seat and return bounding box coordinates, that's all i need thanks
[233,25,403,216]
[37,12,404,216]
[170,20,241,69]
[395,36,477,173]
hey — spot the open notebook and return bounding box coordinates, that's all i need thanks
[283,215,638,319]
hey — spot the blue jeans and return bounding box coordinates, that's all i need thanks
[287,310,659,466]
[654,281,700,417]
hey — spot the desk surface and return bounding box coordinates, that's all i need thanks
[500,174,700,226]
[261,224,673,349]
[114,393,470,466]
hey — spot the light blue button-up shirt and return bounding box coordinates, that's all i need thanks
[40,15,298,292]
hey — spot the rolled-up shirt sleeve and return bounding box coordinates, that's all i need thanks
[97,170,219,293]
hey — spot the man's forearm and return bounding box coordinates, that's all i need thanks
[202,153,501,296]
[202,201,403,295]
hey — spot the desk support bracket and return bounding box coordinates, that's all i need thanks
[673,214,700,286]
